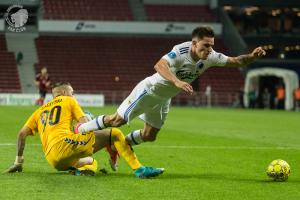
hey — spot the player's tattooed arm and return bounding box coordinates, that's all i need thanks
[225,46,266,67]
[4,127,32,173]
[16,127,31,156]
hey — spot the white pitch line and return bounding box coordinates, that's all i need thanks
[137,145,300,150]
[1,143,300,150]
[0,143,41,146]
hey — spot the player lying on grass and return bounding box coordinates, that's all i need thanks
[4,82,164,178]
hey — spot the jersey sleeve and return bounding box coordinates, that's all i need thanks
[208,50,228,67]
[24,110,39,135]
[162,46,182,68]
[70,97,85,121]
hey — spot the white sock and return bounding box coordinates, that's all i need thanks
[78,115,106,133]
[126,130,144,146]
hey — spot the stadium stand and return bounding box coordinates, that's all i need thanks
[144,4,215,22]
[35,36,243,105]
[43,0,133,21]
[0,34,21,93]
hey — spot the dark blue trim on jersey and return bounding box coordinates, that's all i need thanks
[179,47,189,55]
[124,90,147,121]
[179,47,189,51]
[180,50,189,55]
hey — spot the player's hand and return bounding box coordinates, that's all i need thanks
[174,80,193,95]
[3,163,23,173]
[251,47,266,58]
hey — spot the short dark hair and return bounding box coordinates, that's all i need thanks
[52,82,71,90]
[192,26,215,39]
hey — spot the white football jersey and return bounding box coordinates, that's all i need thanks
[145,41,229,99]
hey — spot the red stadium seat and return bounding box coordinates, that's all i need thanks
[35,36,243,105]
[0,35,21,93]
[43,0,133,21]
[144,4,216,22]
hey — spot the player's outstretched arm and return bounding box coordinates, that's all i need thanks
[3,127,32,173]
[154,59,193,95]
[225,46,266,67]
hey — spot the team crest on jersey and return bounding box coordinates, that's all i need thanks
[167,51,176,59]
[176,68,197,81]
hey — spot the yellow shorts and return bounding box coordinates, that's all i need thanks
[46,132,95,171]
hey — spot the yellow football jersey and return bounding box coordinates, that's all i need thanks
[25,96,85,155]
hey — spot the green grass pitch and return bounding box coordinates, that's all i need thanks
[0,105,300,200]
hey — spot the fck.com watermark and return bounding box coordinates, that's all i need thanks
[4,4,28,32]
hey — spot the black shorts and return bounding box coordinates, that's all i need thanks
[39,90,47,98]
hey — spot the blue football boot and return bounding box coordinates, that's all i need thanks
[135,166,165,179]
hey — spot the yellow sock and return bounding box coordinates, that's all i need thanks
[78,159,98,172]
[111,128,142,170]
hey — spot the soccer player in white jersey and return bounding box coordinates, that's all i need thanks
[75,26,266,169]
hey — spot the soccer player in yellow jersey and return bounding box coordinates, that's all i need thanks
[4,82,164,178]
